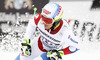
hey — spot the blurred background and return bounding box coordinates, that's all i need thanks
[0,0,100,60]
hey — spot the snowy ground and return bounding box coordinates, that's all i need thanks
[1,1,100,60]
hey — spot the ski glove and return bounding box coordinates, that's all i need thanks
[21,39,31,56]
[47,50,64,60]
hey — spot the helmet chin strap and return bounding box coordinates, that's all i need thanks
[51,19,61,31]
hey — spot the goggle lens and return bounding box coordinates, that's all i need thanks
[41,15,53,24]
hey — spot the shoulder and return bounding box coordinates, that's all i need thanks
[29,13,41,25]
[62,19,71,30]
[34,13,41,25]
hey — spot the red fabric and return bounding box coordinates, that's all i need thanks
[68,19,72,23]
[43,9,51,15]
[38,37,47,52]
[21,53,24,56]
[41,15,53,24]
[34,13,41,25]
[63,47,71,55]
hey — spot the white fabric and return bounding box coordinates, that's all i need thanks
[33,56,43,60]
[24,17,36,39]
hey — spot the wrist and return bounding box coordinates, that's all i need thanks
[47,50,64,60]
[58,50,64,57]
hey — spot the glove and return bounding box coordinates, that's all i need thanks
[47,50,64,60]
[21,39,31,56]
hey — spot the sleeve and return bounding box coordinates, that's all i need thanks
[24,17,37,39]
[24,13,41,39]
[61,23,81,55]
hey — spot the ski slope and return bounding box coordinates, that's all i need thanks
[1,1,100,60]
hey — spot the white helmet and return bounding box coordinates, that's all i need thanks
[41,2,63,24]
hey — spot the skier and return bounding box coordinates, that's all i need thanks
[16,2,81,60]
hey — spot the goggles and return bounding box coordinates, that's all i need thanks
[41,15,54,25]
[41,11,63,25]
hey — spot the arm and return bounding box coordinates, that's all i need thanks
[62,22,81,55]
[21,13,41,56]
[21,17,37,56]
[24,13,41,39]
[24,17,36,39]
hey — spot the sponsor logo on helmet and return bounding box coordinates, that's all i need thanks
[43,9,51,15]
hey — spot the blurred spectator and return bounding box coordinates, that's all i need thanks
[91,0,100,10]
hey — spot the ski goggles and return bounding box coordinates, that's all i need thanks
[41,15,54,25]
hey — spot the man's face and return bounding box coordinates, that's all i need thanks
[41,15,53,30]
[43,22,53,30]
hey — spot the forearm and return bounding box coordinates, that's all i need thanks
[24,18,36,39]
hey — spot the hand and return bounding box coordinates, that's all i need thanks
[47,50,64,60]
[21,39,31,56]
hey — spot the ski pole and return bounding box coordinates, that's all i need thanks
[33,7,37,16]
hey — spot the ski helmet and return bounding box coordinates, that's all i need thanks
[41,2,63,25]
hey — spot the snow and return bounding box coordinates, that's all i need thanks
[0,51,19,60]
[1,1,100,60]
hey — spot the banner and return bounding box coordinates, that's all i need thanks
[0,0,49,14]
[0,0,49,51]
